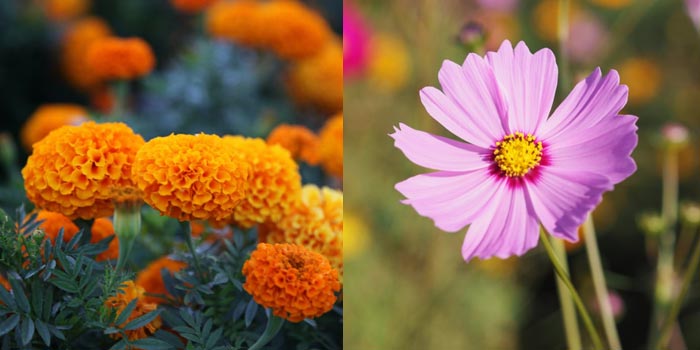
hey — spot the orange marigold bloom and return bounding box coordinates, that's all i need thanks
[205,1,266,47]
[267,124,320,165]
[287,41,343,113]
[132,134,251,222]
[60,17,112,91]
[259,185,343,281]
[257,0,332,60]
[42,0,90,22]
[22,122,145,219]
[242,243,340,322]
[136,256,187,304]
[171,0,217,14]
[91,217,120,262]
[222,136,301,227]
[86,37,156,81]
[318,113,343,178]
[31,211,119,262]
[20,104,89,151]
[105,281,162,341]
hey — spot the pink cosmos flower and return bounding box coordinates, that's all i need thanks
[391,40,638,261]
[343,1,372,78]
[686,0,700,32]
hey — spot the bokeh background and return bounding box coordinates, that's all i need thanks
[344,0,700,349]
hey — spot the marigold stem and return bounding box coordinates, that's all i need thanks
[552,237,582,350]
[249,312,285,350]
[114,201,142,271]
[540,230,604,350]
[583,215,622,349]
[182,221,204,278]
[111,80,129,120]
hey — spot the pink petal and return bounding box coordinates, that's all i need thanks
[461,185,540,261]
[540,68,628,141]
[390,123,491,171]
[525,168,612,241]
[437,57,508,144]
[546,114,638,184]
[396,169,500,232]
[486,40,558,135]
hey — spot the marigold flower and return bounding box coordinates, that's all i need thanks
[287,41,343,113]
[242,243,340,322]
[170,0,217,13]
[20,104,89,151]
[267,124,320,165]
[392,40,638,261]
[22,122,145,219]
[223,136,301,227]
[132,133,251,222]
[318,113,343,178]
[86,37,156,81]
[257,0,332,60]
[136,256,187,304]
[105,281,162,341]
[259,185,343,281]
[92,218,120,262]
[60,17,113,91]
[41,0,90,22]
[205,0,265,47]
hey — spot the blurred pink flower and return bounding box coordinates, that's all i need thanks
[686,0,700,31]
[591,291,626,319]
[391,40,638,261]
[343,2,371,78]
[566,13,609,64]
[476,0,519,12]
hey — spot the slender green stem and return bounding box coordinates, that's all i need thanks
[111,80,129,120]
[557,0,571,95]
[552,238,582,350]
[182,221,203,278]
[649,147,679,347]
[541,231,604,350]
[114,202,142,271]
[249,312,285,350]
[674,221,696,269]
[657,228,700,348]
[583,215,622,349]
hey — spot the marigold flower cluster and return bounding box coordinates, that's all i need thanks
[136,256,187,304]
[287,41,343,113]
[267,124,321,165]
[86,37,156,81]
[132,133,251,222]
[206,0,332,60]
[318,113,344,178]
[60,17,113,91]
[223,136,301,228]
[170,0,217,13]
[33,211,119,262]
[22,122,145,219]
[260,185,343,281]
[20,104,88,151]
[242,243,340,323]
[105,281,162,341]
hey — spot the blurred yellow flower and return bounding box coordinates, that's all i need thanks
[86,37,156,81]
[267,124,321,165]
[60,17,112,91]
[319,113,343,179]
[136,256,187,304]
[533,0,579,42]
[105,281,162,341]
[287,41,343,113]
[343,210,369,259]
[618,57,661,105]
[368,34,410,92]
[474,257,518,277]
[20,104,88,151]
[42,0,90,22]
[591,0,632,9]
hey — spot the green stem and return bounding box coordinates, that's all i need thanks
[557,0,571,95]
[649,147,679,347]
[657,228,700,348]
[552,238,582,350]
[111,80,129,120]
[249,312,285,350]
[583,215,622,349]
[182,221,203,278]
[540,231,604,350]
[114,201,142,271]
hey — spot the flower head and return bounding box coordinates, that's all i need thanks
[287,41,343,113]
[41,0,90,22]
[136,256,187,304]
[687,0,700,31]
[86,37,156,81]
[22,122,145,219]
[267,124,320,165]
[318,113,343,178]
[132,133,251,222]
[223,136,301,228]
[343,1,372,77]
[260,185,343,281]
[257,0,332,60]
[170,0,217,13]
[20,104,89,151]
[392,40,638,261]
[242,243,340,323]
[60,17,113,91]
[206,0,265,47]
[105,281,162,341]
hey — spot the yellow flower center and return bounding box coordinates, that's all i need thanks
[493,132,543,177]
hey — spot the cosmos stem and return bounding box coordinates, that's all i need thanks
[552,238,582,350]
[583,215,622,349]
[540,230,604,350]
[114,201,142,271]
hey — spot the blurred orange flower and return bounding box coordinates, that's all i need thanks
[170,0,217,14]
[287,41,343,113]
[60,17,112,91]
[105,281,162,341]
[42,0,90,22]
[135,256,187,304]
[91,218,120,262]
[258,0,332,60]
[242,243,340,322]
[86,37,156,81]
[205,0,265,47]
[618,57,661,105]
[31,211,119,262]
[20,104,88,151]
[319,113,343,178]
[367,34,410,92]
[267,124,321,165]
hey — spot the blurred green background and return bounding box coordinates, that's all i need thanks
[344,0,700,348]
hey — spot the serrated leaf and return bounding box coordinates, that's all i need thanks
[244,299,258,327]
[233,231,244,249]
[50,278,79,293]
[180,309,196,328]
[19,317,34,346]
[114,299,138,326]
[0,282,16,310]
[201,318,212,339]
[130,337,173,350]
[8,277,29,313]
[48,325,65,340]
[0,314,20,337]
[154,329,185,348]
[42,287,53,320]
[179,333,200,342]
[171,326,194,335]
[31,280,43,317]
[123,309,162,331]
[108,338,128,350]
[34,319,50,346]
[206,327,223,349]
[233,300,247,321]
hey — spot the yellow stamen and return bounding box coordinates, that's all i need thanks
[493,132,543,177]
